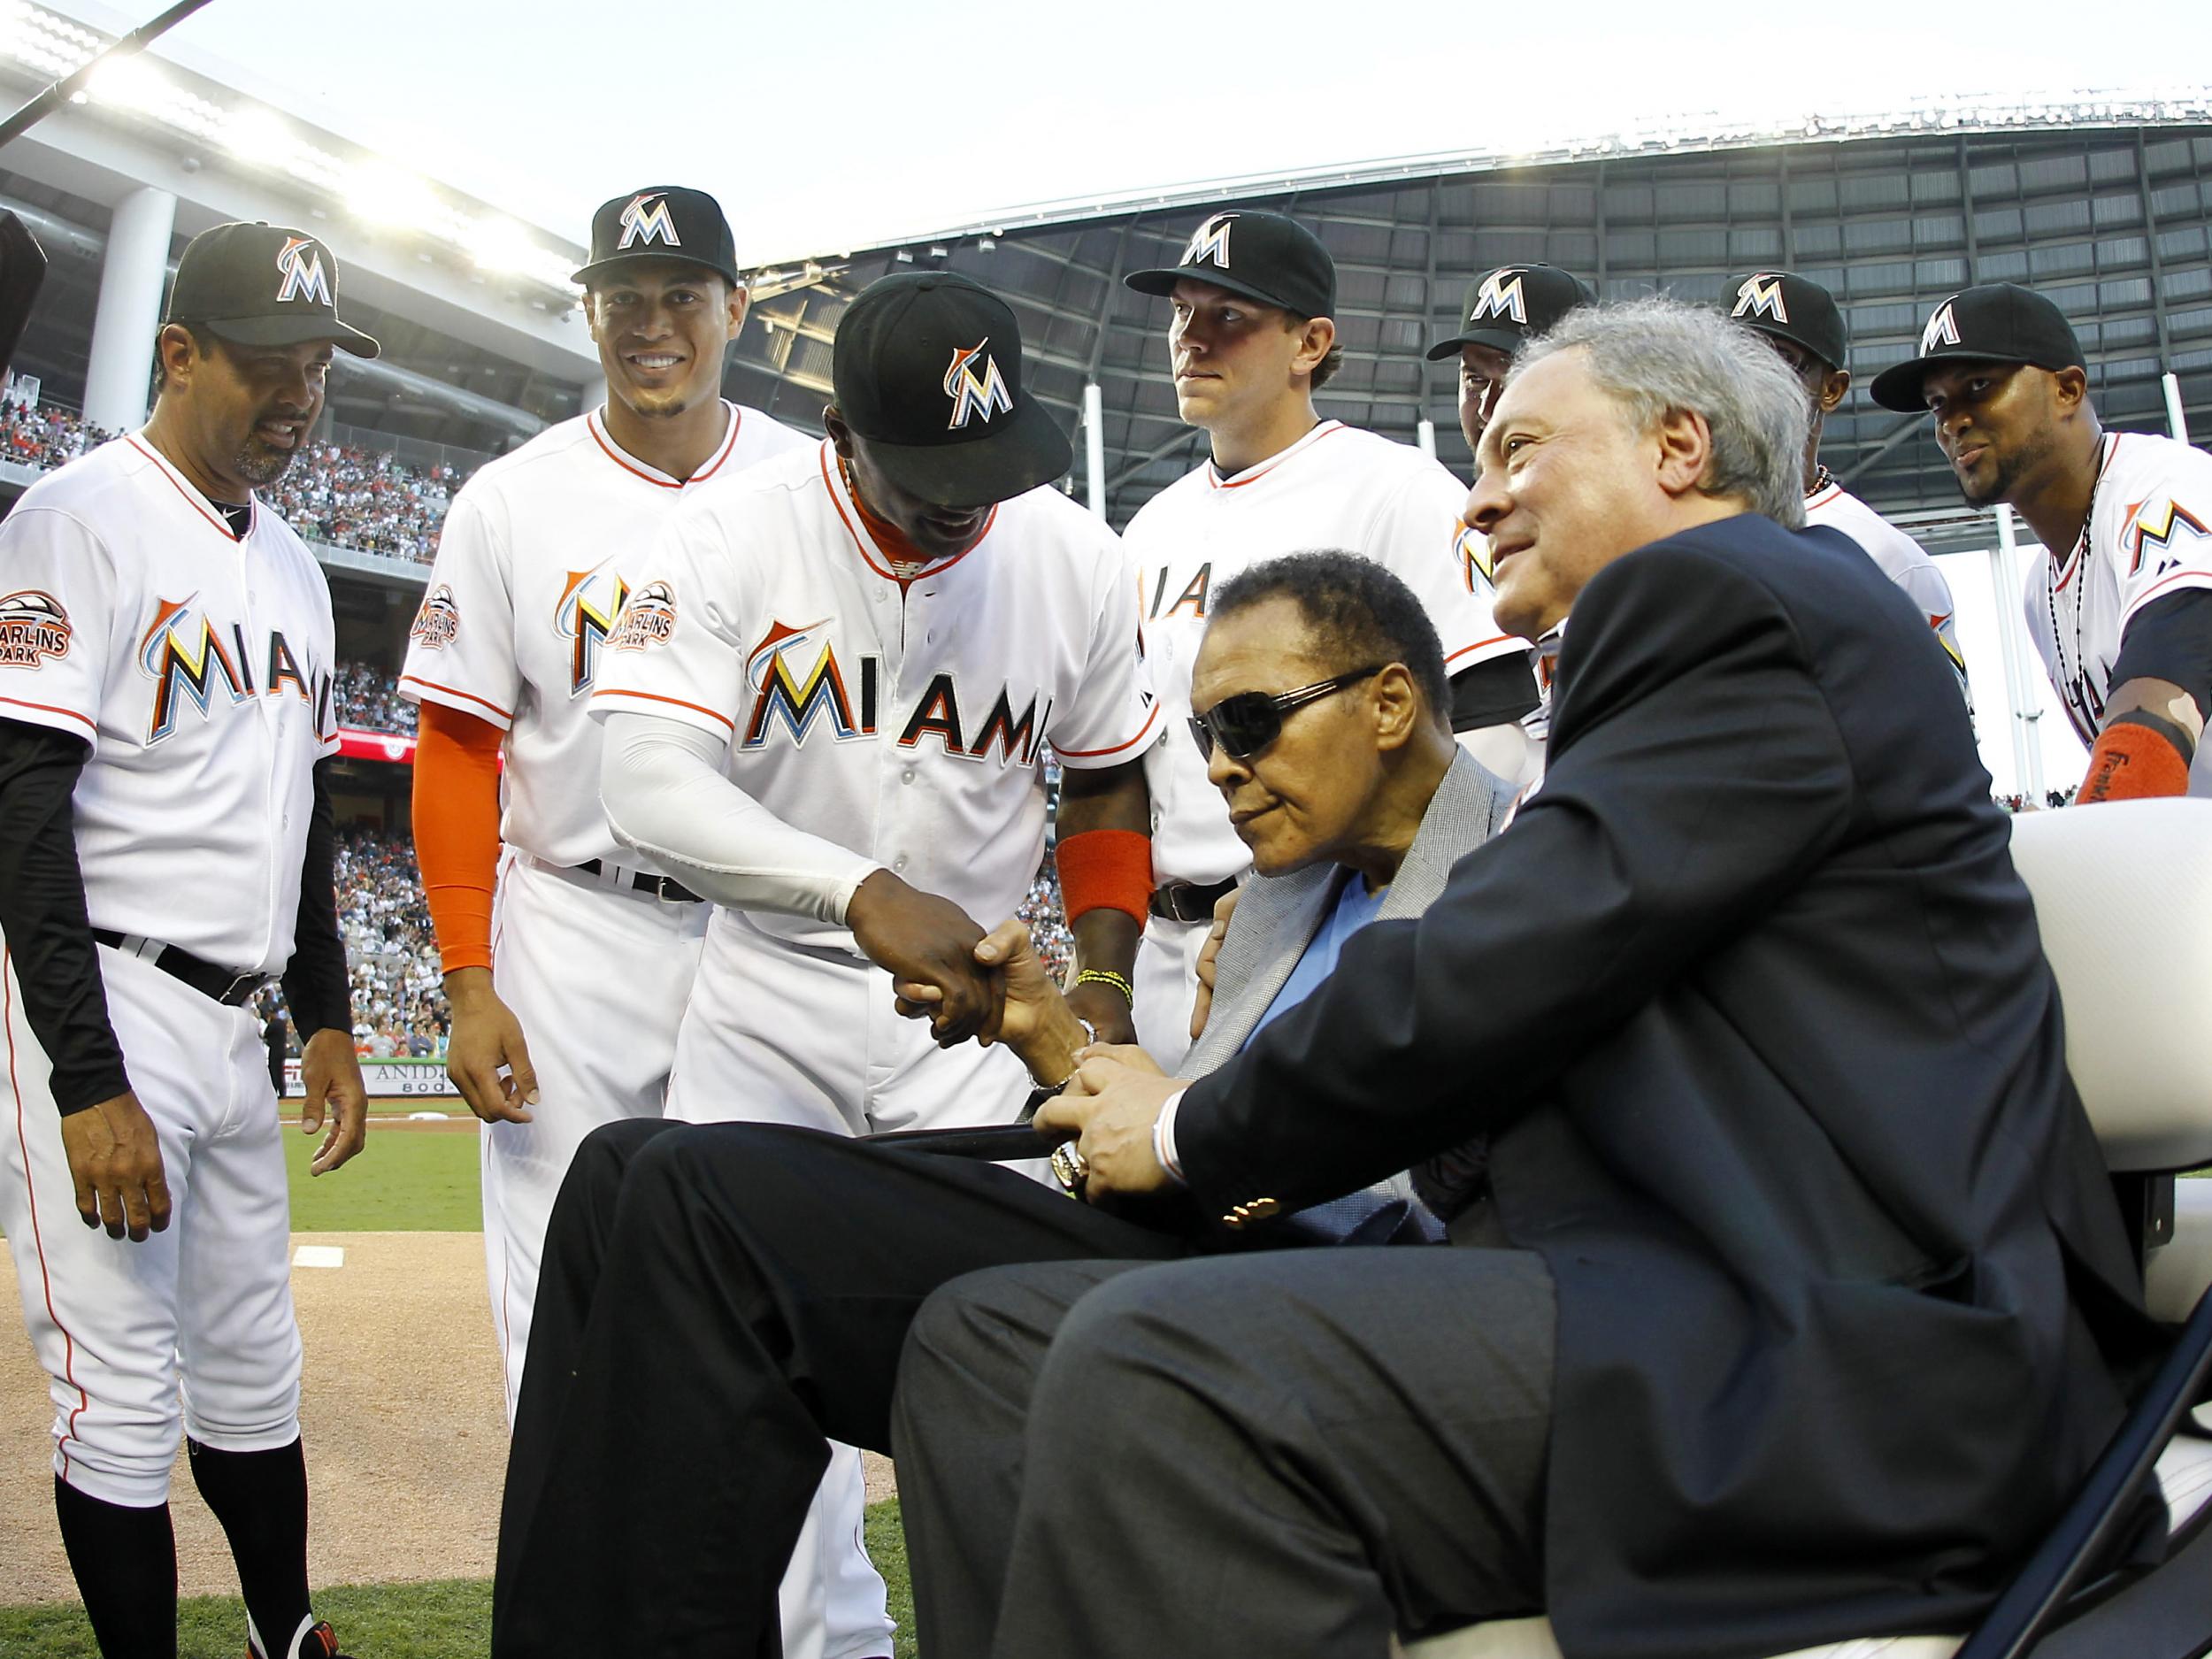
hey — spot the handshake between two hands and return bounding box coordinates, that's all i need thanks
[851,865,1194,1200]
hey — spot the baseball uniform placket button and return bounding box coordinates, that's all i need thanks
[901,768,916,785]
[893,855,908,872]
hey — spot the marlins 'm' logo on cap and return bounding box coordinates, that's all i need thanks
[1181,212,1236,270]
[0,588,72,666]
[1732,274,1789,325]
[618,193,681,251]
[275,236,333,306]
[1470,268,1529,326]
[944,340,1014,429]
[1922,299,1962,354]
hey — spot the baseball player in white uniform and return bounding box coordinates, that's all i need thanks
[400,187,810,1428]
[0,223,373,1659]
[1119,210,1536,1065]
[535,271,1156,1659]
[1874,281,2212,800]
[1729,270,1971,702]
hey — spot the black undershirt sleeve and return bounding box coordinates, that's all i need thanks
[0,718,128,1116]
[1448,652,1541,731]
[280,757,352,1043]
[2108,588,2212,725]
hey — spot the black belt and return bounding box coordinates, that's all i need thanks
[93,930,267,1007]
[573,859,703,904]
[1149,877,1239,925]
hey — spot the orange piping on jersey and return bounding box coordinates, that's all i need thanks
[414,704,504,974]
[0,695,97,737]
[2125,567,2212,613]
[2052,434,2128,593]
[585,403,742,490]
[1444,636,1516,665]
[591,685,737,733]
[1056,700,1164,760]
[1205,420,1347,490]
[124,436,251,541]
[1805,484,1844,511]
[5,950,91,1481]
[820,443,995,588]
[398,673,514,725]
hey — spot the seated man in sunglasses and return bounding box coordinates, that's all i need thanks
[491,549,1516,1659]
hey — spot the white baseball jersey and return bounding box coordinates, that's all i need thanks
[1126,419,1519,888]
[397,402,812,867]
[2024,429,2212,793]
[589,440,1160,948]
[0,434,336,972]
[1804,478,1971,701]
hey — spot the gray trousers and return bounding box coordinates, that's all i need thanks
[890,1243,1556,1659]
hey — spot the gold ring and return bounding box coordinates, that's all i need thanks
[1050,1141,1089,1194]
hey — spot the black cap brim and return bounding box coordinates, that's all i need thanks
[205,314,380,359]
[1124,265,1312,315]
[1424,326,1525,362]
[858,398,1073,510]
[572,250,745,290]
[1868,349,2034,412]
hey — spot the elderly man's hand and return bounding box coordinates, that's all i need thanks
[1033,1044,1179,1201]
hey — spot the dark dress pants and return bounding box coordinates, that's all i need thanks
[490,1118,1190,1659]
[892,1244,1556,1659]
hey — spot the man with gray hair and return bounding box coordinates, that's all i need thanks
[893,296,2154,1658]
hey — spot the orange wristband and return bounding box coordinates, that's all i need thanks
[1056,828,1152,927]
[2078,714,2193,803]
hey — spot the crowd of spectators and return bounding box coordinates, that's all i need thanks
[259,440,461,563]
[335,661,417,735]
[2,402,467,565]
[1995,787,2080,812]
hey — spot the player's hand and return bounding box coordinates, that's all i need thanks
[1033,1044,1177,1202]
[1064,979,1138,1050]
[59,1090,171,1240]
[442,966,537,1125]
[299,1026,369,1176]
[1189,887,1241,1042]
[849,870,1002,1046]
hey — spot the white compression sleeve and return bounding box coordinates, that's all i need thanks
[598,710,882,925]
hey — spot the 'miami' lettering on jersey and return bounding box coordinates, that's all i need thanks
[744,618,864,747]
[1148,562,1214,620]
[557,565,633,695]
[139,595,330,744]
[895,672,1052,765]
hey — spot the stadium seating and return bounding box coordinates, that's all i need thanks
[1401,798,2212,1659]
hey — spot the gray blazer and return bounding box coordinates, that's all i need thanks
[1183,748,1511,1080]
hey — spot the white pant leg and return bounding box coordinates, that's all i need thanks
[0,947,265,1506]
[174,1002,301,1453]
[482,857,709,1422]
[1132,915,1208,1071]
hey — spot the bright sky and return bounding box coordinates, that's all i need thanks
[123,0,2212,264]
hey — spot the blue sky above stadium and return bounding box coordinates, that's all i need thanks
[111,0,2212,264]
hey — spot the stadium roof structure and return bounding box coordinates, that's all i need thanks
[725,94,2212,547]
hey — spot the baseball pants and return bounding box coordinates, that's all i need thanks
[1131,910,1209,1072]
[664,906,1039,1659]
[1,943,302,1508]
[493,1118,1194,1659]
[481,854,709,1425]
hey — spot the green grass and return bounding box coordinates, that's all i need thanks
[0,1501,917,1657]
[282,1118,480,1232]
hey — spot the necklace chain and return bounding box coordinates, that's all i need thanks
[2044,434,2108,741]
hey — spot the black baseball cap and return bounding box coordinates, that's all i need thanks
[1870,283,2086,411]
[1426,265,1594,360]
[1125,210,1334,319]
[163,222,380,357]
[1724,271,1848,373]
[832,272,1071,509]
[572,187,743,289]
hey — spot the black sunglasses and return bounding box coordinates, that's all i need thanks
[1187,666,1386,761]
